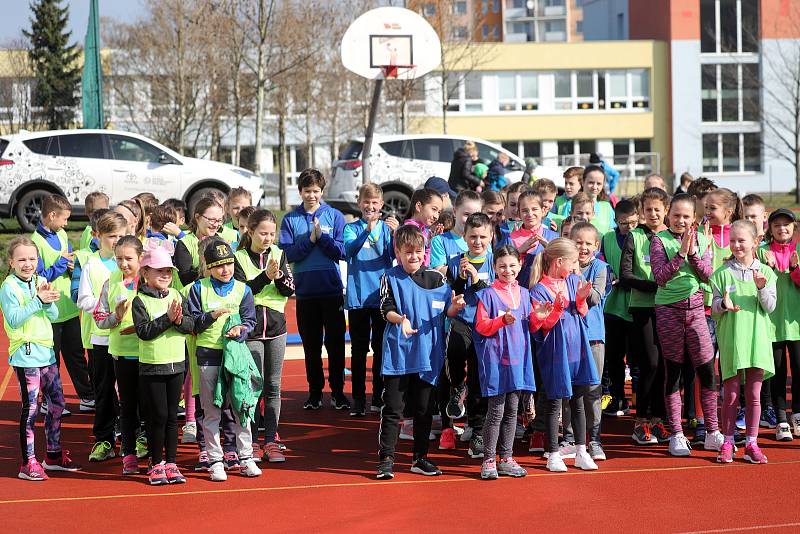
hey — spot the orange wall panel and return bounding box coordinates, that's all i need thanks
[761,0,800,39]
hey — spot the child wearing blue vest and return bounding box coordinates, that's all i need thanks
[94,236,146,475]
[32,194,93,413]
[474,245,550,479]
[343,184,396,416]
[529,238,600,473]
[376,225,465,480]
[133,242,194,485]
[2,237,82,481]
[188,238,259,481]
[443,213,494,459]
[561,223,611,461]
[429,190,482,272]
[234,209,295,463]
[279,169,349,411]
[77,211,128,462]
[499,181,529,243]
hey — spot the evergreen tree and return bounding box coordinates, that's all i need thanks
[23,0,81,129]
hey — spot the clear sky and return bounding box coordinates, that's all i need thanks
[2,0,145,46]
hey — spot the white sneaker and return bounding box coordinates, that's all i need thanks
[791,414,800,437]
[703,430,724,451]
[79,398,96,412]
[240,459,262,477]
[209,461,227,482]
[460,425,473,442]
[399,419,413,440]
[574,450,599,470]
[668,434,692,457]
[588,441,606,461]
[40,403,71,416]
[452,424,465,437]
[776,422,793,441]
[546,451,568,472]
[181,422,197,444]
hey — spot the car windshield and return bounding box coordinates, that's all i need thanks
[0,139,8,157]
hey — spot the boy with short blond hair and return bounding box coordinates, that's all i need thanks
[33,194,93,412]
[79,191,110,250]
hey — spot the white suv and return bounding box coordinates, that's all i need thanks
[0,129,264,230]
[327,134,525,216]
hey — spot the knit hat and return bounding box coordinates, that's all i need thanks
[204,238,234,268]
[473,162,488,178]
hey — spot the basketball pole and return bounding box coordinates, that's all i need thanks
[361,78,384,185]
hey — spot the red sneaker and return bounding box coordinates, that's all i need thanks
[43,449,81,472]
[528,431,544,453]
[19,459,48,481]
[438,428,456,450]
[263,442,286,463]
[122,454,139,475]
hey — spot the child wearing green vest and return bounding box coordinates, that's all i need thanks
[32,194,93,413]
[188,238,259,481]
[132,242,194,485]
[93,235,147,475]
[581,165,616,235]
[758,208,800,442]
[650,193,721,458]
[234,209,294,463]
[619,187,669,447]
[174,197,226,288]
[551,166,582,222]
[78,191,109,250]
[2,237,82,481]
[77,212,128,462]
[601,200,638,417]
[222,187,253,246]
[711,220,775,464]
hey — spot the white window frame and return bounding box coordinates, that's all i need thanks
[701,131,761,174]
[497,72,539,112]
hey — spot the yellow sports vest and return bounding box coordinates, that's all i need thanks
[137,288,186,365]
[30,229,79,322]
[2,275,54,355]
[196,278,246,350]
[234,246,287,313]
[107,270,139,357]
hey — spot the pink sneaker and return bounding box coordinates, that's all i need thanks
[438,428,456,450]
[18,459,48,481]
[148,463,168,485]
[165,463,186,483]
[122,454,139,475]
[744,443,768,464]
[263,442,286,463]
[716,441,734,463]
[43,449,81,472]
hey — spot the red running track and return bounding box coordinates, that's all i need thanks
[0,336,799,533]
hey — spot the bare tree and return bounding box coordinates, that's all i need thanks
[0,39,46,133]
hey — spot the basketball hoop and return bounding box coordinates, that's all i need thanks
[379,64,416,80]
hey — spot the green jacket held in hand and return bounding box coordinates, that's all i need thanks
[214,313,263,426]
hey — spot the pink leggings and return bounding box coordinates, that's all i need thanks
[183,369,196,423]
[721,369,763,439]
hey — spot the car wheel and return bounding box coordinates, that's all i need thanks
[382,190,410,219]
[16,189,50,232]
[187,186,226,217]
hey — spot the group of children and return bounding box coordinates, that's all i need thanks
[5,186,293,484]
[6,163,797,484]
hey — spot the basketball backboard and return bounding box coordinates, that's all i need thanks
[341,7,441,80]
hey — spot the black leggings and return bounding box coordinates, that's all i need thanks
[90,346,119,444]
[141,372,183,464]
[446,319,487,432]
[544,385,590,453]
[771,341,800,423]
[604,314,631,400]
[631,308,665,419]
[113,358,141,457]
[665,359,716,395]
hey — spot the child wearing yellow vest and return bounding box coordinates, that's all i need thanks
[223,187,253,246]
[77,211,128,462]
[32,194,93,412]
[132,241,194,485]
[234,209,294,463]
[78,191,110,250]
[2,237,82,480]
[188,238,260,481]
[581,165,615,235]
[93,235,147,475]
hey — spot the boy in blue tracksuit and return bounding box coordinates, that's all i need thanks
[279,169,349,410]
[343,183,396,416]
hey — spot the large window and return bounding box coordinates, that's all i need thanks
[498,72,538,111]
[701,0,759,54]
[701,63,760,122]
[445,72,483,112]
[702,132,761,173]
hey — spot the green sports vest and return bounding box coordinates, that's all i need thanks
[137,288,186,365]
[178,233,201,270]
[704,235,729,306]
[2,275,54,355]
[591,201,614,235]
[30,229,79,322]
[553,195,571,217]
[82,253,116,341]
[654,230,711,305]
[759,243,800,342]
[602,231,631,321]
[234,247,287,313]
[219,224,238,245]
[628,228,655,308]
[78,225,93,251]
[196,278,246,350]
[107,270,139,357]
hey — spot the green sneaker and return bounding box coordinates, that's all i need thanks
[135,434,149,459]
[89,441,116,462]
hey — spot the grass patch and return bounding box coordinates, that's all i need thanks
[755,192,800,211]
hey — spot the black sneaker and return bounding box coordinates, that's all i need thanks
[303,392,322,410]
[370,398,383,413]
[468,434,485,459]
[602,397,630,417]
[410,457,441,476]
[733,429,746,446]
[331,392,351,410]
[445,382,468,420]
[691,422,707,444]
[376,457,394,479]
[350,397,366,416]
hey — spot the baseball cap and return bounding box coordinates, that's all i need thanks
[204,238,234,268]
[141,240,175,270]
[768,208,796,225]
[424,176,457,201]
